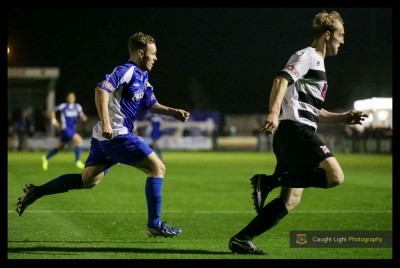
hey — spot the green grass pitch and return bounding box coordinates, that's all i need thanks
[8,151,392,260]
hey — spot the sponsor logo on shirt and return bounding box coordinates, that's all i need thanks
[101,80,115,92]
[320,145,331,154]
[132,90,144,101]
[285,64,300,78]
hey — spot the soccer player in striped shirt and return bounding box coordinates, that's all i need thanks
[229,10,368,254]
[17,32,190,238]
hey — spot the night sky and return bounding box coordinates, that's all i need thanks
[8,7,392,116]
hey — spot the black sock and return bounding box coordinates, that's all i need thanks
[279,168,328,188]
[36,174,83,197]
[235,198,288,240]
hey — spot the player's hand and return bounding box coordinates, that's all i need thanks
[101,124,114,139]
[51,118,60,128]
[345,110,368,125]
[174,109,190,122]
[259,113,279,134]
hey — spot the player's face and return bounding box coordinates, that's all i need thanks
[326,21,344,56]
[66,93,76,104]
[141,43,158,71]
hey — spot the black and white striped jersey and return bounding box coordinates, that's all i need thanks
[278,47,327,130]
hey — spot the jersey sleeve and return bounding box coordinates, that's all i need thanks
[97,65,134,94]
[55,103,66,112]
[278,48,312,85]
[140,82,158,110]
[76,103,84,116]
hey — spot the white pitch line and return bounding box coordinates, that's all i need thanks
[8,210,392,214]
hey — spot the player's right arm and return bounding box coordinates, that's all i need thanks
[50,110,60,128]
[259,76,288,134]
[95,86,113,139]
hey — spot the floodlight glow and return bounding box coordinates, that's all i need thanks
[354,97,392,110]
[377,110,389,121]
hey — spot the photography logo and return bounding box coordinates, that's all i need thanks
[295,233,308,245]
[290,231,392,248]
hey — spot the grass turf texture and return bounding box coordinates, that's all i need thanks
[7,151,392,260]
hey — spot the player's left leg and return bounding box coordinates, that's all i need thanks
[72,133,85,169]
[16,166,106,216]
[17,137,113,216]
[251,122,340,214]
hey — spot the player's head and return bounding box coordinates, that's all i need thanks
[129,32,157,71]
[66,92,76,104]
[312,10,344,56]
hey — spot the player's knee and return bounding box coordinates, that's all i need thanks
[151,162,165,177]
[284,193,302,211]
[327,170,344,187]
[81,173,103,189]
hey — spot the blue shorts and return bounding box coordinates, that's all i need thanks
[85,133,153,174]
[60,128,76,143]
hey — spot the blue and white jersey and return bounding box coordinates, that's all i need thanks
[55,103,84,130]
[93,60,158,141]
[145,113,164,140]
[278,47,327,130]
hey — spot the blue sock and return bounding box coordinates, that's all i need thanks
[46,148,58,160]
[145,177,163,228]
[74,147,82,162]
[37,174,83,197]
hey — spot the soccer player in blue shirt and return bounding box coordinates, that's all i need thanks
[42,92,87,170]
[145,112,165,160]
[17,32,190,238]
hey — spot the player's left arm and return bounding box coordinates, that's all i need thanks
[80,114,88,122]
[319,109,368,125]
[149,103,190,123]
[76,103,87,122]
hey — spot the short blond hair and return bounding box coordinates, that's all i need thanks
[312,10,344,39]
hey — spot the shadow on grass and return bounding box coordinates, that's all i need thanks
[8,246,231,255]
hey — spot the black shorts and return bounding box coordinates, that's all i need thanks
[273,120,333,174]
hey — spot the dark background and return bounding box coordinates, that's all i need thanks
[8,7,392,116]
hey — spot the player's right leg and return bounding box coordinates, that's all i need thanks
[41,143,65,171]
[113,134,181,238]
[319,157,344,187]
[279,187,304,212]
[252,120,341,214]
[229,187,302,255]
[135,152,182,238]
[72,133,85,169]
